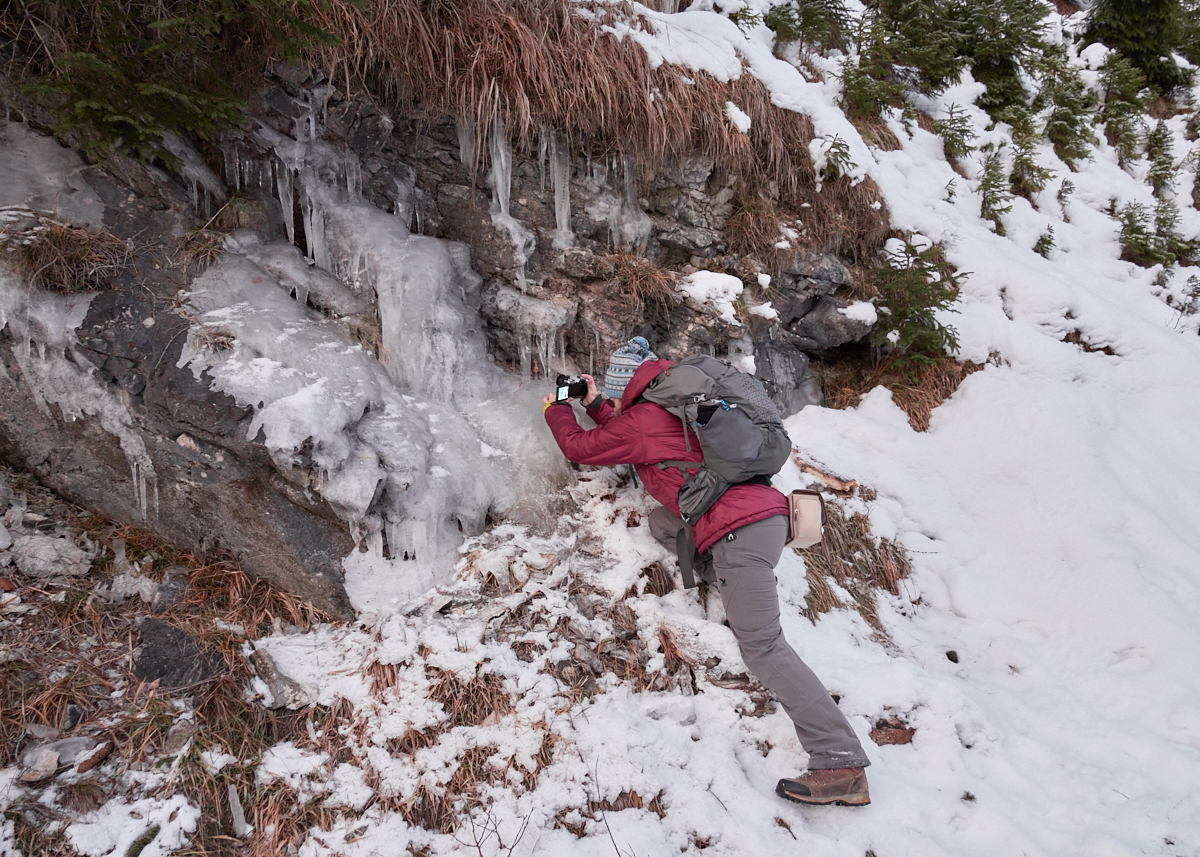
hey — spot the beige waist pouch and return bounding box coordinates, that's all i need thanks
[785,489,826,549]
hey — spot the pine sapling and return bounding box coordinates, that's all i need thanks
[764,0,849,51]
[1099,54,1148,168]
[1034,227,1055,258]
[869,237,963,362]
[1032,46,1097,169]
[1009,128,1054,200]
[1058,178,1076,221]
[979,148,1014,235]
[1147,120,1177,197]
[933,105,977,163]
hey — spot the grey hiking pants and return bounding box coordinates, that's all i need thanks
[649,507,870,770]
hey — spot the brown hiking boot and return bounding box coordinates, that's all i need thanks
[776,767,870,806]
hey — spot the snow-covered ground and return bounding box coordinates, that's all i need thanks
[4,2,1200,855]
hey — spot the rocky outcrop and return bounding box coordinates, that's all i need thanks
[0,121,354,616]
[1,62,878,611]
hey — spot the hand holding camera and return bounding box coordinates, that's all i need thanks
[542,373,599,408]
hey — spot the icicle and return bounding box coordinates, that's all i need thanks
[517,329,533,379]
[457,115,476,167]
[221,140,238,188]
[550,130,574,250]
[345,152,361,200]
[489,120,513,218]
[277,161,296,245]
[616,154,653,254]
[538,128,550,192]
[488,120,536,290]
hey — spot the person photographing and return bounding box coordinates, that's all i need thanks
[542,336,872,807]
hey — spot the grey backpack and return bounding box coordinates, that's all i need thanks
[641,355,791,525]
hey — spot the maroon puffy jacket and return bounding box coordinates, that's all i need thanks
[544,359,788,553]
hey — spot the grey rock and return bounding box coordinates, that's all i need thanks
[0,521,10,551]
[779,251,851,286]
[133,618,222,688]
[750,320,823,417]
[350,113,394,155]
[263,87,303,119]
[10,533,92,578]
[654,220,722,255]
[787,295,874,351]
[249,648,311,710]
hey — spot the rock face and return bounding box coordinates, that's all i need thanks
[0,62,878,611]
[0,121,354,616]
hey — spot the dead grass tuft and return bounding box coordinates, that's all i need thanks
[639,562,675,598]
[657,626,692,676]
[401,782,457,834]
[388,726,440,757]
[723,188,789,263]
[587,789,666,818]
[609,253,676,318]
[0,210,129,292]
[852,114,902,151]
[794,501,911,632]
[816,353,989,432]
[175,228,225,272]
[428,668,513,727]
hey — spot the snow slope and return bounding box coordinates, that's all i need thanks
[244,5,1200,855]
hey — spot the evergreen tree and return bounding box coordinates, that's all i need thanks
[1032,47,1097,169]
[1082,0,1194,95]
[1146,120,1177,197]
[1098,54,1148,168]
[979,148,1014,235]
[764,0,850,52]
[954,0,1051,117]
[933,104,977,162]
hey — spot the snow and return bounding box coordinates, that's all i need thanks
[838,301,878,325]
[63,794,200,857]
[680,270,744,324]
[725,101,752,133]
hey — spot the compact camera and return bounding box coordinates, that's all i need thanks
[554,374,589,402]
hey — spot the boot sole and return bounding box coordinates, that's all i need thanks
[775,782,871,807]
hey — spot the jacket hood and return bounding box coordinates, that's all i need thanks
[622,358,674,409]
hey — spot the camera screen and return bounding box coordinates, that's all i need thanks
[557,386,569,400]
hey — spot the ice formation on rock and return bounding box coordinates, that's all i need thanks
[180,123,575,609]
[487,120,537,288]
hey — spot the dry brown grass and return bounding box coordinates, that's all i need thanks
[609,252,676,317]
[816,353,988,431]
[0,212,129,292]
[794,501,911,633]
[723,188,789,263]
[852,114,902,152]
[2,504,332,856]
[428,667,514,727]
[308,0,889,258]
